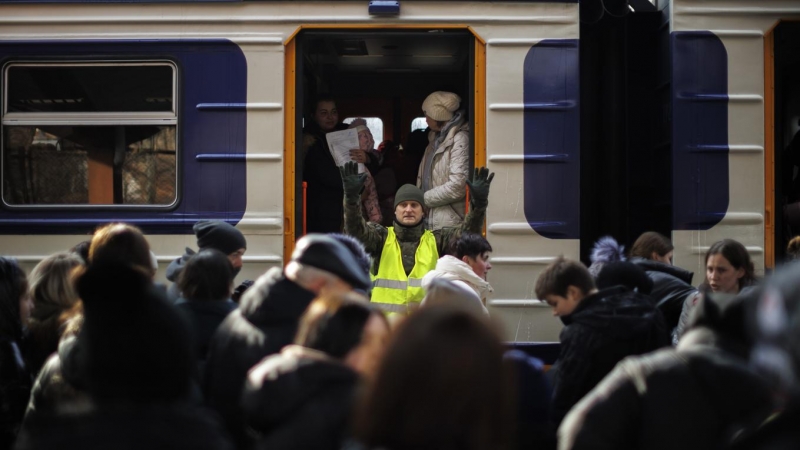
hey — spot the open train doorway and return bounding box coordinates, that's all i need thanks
[292,29,474,239]
[772,22,800,263]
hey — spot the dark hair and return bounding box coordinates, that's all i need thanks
[0,257,28,340]
[451,232,492,259]
[703,239,757,291]
[630,232,674,260]
[354,305,513,450]
[294,294,384,359]
[534,256,595,300]
[177,249,234,301]
[787,236,800,262]
[70,240,91,265]
[310,93,336,114]
[89,223,152,274]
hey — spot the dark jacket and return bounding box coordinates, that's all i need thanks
[23,334,91,427]
[0,338,31,448]
[166,248,195,302]
[242,345,359,450]
[175,298,238,373]
[303,122,348,234]
[558,333,773,450]
[203,268,316,448]
[631,257,698,331]
[551,286,669,424]
[16,403,233,450]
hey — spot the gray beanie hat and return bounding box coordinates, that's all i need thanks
[394,184,425,209]
[422,91,461,122]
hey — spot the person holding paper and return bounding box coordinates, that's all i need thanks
[302,94,349,233]
[347,121,382,224]
[417,91,470,230]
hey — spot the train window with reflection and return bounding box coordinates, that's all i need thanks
[343,117,384,145]
[411,117,428,132]
[2,62,177,206]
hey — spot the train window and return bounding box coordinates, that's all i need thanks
[1,62,177,206]
[411,117,428,132]
[343,117,384,144]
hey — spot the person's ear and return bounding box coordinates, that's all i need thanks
[566,285,584,303]
[461,255,471,264]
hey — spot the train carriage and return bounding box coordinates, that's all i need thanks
[0,0,580,342]
[668,0,800,278]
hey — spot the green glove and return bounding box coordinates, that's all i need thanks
[466,166,494,204]
[339,161,368,202]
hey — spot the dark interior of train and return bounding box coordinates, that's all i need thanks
[295,30,473,228]
[773,21,800,260]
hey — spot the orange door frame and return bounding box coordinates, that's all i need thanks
[283,25,487,263]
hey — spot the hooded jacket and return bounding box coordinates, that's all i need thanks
[630,257,697,331]
[551,286,669,423]
[421,255,492,307]
[165,247,195,302]
[242,345,359,450]
[417,115,470,230]
[203,267,316,449]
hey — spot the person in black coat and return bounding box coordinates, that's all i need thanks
[629,232,698,336]
[174,249,238,377]
[203,234,372,448]
[242,294,389,450]
[0,258,33,448]
[302,94,350,234]
[18,259,233,450]
[534,257,669,424]
[558,287,774,450]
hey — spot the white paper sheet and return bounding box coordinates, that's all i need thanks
[325,128,366,173]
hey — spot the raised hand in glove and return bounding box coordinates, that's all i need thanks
[339,161,368,202]
[466,166,495,205]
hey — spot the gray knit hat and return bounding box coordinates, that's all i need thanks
[422,91,461,122]
[193,220,247,255]
[394,184,425,209]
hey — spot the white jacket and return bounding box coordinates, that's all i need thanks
[417,122,470,230]
[421,255,492,314]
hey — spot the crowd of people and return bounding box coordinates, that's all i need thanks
[0,90,799,449]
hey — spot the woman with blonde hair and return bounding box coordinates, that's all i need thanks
[25,252,83,376]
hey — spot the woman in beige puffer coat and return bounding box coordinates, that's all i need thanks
[417,91,470,230]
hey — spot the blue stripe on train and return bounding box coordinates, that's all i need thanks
[523,39,580,239]
[671,31,729,230]
[0,39,247,235]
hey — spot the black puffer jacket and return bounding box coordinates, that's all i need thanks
[242,345,359,450]
[203,268,316,448]
[303,122,348,234]
[16,403,233,450]
[551,286,669,424]
[630,257,697,331]
[558,332,773,450]
[0,338,31,448]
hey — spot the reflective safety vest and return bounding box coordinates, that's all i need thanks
[371,227,438,315]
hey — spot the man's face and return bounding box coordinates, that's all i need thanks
[227,248,246,271]
[314,101,338,132]
[394,201,423,226]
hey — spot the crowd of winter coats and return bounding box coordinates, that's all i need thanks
[1,222,800,450]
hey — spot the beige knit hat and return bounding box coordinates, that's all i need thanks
[422,91,461,122]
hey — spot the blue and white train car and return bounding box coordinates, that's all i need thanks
[0,0,580,341]
[668,0,800,276]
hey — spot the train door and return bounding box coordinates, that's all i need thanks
[769,21,800,264]
[289,29,474,243]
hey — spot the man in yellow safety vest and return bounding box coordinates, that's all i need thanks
[339,161,494,315]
